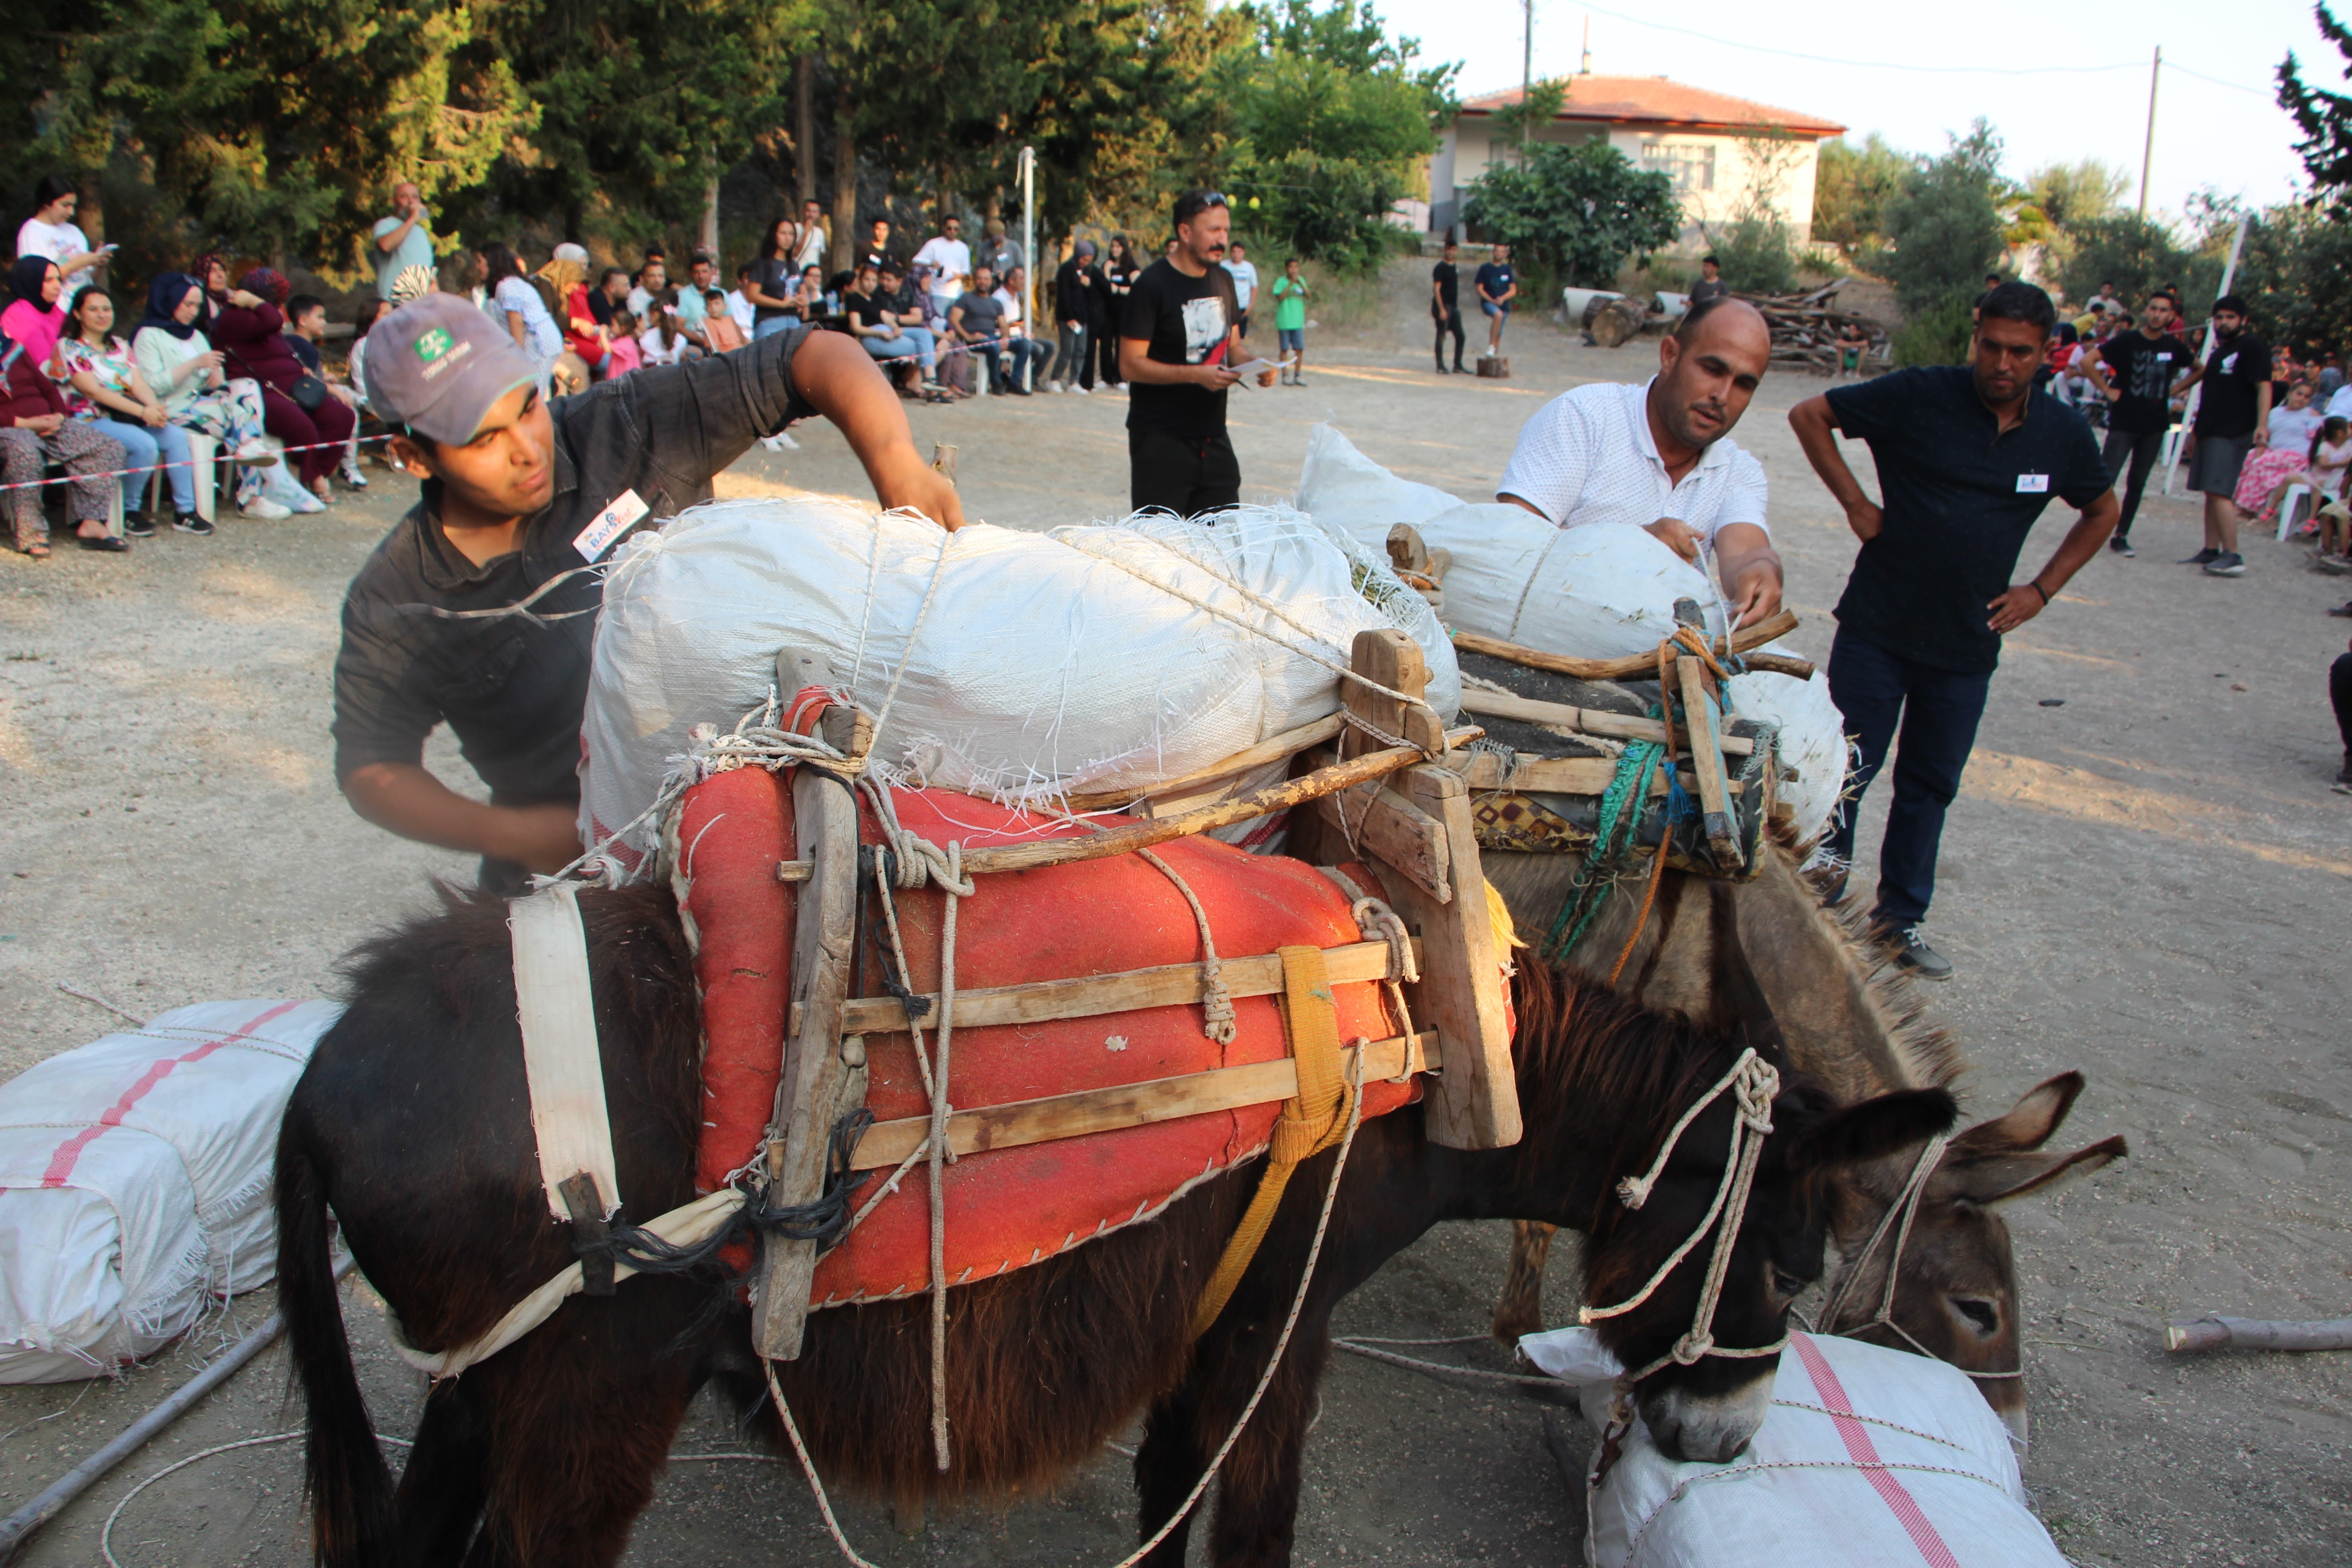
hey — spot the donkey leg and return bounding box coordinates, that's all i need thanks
[1134,1374,1206,1568]
[1200,1323,1332,1568]
[462,1284,715,1567]
[1492,1220,1557,1343]
[386,1377,495,1565]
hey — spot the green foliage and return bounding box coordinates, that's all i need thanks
[1219,0,1453,273]
[2025,159,2129,228]
[1708,213,1798,294]
[2196,197,2352,356]
[1876,121,2008,316]
[1891,298,1975,367]
[1811,134,1916,250]
[2050,211,2216,312]
[2279,2,2352,194]
[1461,139,1681,287]
[1490,79,1567,152]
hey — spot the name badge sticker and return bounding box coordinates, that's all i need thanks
[2016,473,2050,494]
[574,489,650,562]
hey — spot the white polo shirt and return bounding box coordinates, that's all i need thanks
[1496,378,1770,543]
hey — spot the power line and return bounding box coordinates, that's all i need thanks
[1563,0,2273,94]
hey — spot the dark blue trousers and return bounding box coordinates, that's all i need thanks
[1824,628,1993,926]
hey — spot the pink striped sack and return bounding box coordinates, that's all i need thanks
[0,1000,340,1382]
[1521,1328,2069,1568]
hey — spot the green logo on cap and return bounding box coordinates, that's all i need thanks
[414,327,454,362]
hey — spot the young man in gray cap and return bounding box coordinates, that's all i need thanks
[333,291,961,892]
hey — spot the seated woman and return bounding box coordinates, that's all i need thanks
[478,243,562,382]
[1,256,68,374]
[842,262,941,399]
[2234,379,2327,525]
[544,244,608,378]
[130,272,280,517]
[1,310,125,556]
[210,267,356,506]
[56,285,208,536]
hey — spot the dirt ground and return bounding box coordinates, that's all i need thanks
[3,255,2349,1566]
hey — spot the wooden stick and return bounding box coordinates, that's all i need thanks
[1057,712,1347,813]
[1449,611,1800,683]
[1677,654,1744,867]
[816,936,1419,1037]
[1457,689,1756,755]
[849,1030,1441,1170]
[2166,1316,2352,1353]
[951,730,1479,878]
[1448,751,1745,797]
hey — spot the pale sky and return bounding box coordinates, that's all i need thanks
[1371,0,2332,222]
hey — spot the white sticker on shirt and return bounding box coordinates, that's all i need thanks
[2015,473,2050,493]
[2220,352,2239,375]
[1180,296,1227,365]
[574,488,650,562]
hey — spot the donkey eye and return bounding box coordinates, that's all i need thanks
[1769,1265,1808,1300]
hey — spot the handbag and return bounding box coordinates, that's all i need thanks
[288,372,328,412]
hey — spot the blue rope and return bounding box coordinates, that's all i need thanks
[1543,740,1664,960]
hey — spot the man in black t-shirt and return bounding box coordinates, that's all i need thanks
[2083,289,2190,556]
[1431,240,1465,374]
[1118,189,1277,516]
[1787,283,2117,980]
[1688,255,1729,308]
[2170,293,2273,577]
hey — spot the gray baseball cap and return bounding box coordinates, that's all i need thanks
[361,292,541,446]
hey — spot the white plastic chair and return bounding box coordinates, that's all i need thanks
[2277,484,2311,543]
[185,430,220,523]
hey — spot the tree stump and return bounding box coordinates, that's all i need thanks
[1476,356,1511,378]
[1588,297,1647,349]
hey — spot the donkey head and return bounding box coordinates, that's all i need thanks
[1820,1070,2127,1447]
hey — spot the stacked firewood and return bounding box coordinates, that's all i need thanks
[1733,283,1889,375]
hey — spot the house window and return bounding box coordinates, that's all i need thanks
[1640,142,1716,194]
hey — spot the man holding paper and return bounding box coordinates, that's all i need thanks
[1119,188,1279,517]
[329,292,962,894]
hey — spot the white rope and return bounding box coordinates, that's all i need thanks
[867,524,955,747]
[765,1054,1369,1568]
[926,839,963,1472]
[1135,848,1237,1044]
[1578,1049,1789,1387]
[1330,1338,1564,1387]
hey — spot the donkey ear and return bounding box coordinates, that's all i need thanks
[1947,1071,2085,1158]
[1945,1134,2128,1207]
[1788,1088,1958,1174]
[1708,882,1787,1062]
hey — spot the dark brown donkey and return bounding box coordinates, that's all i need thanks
[1484,838,2125,1442]
[275,883,1953,1567]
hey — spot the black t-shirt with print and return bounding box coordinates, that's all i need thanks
[1431,260,1459,317]
[750,256,797,322]
[1120,258,1239,440]
[2096,331,2189,435]
[2193,329,2270,438]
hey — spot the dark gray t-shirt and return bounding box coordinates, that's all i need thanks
[952,290,1006,342]
[331,325,819,804]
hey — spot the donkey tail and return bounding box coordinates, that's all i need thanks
[275,1112,394,1567]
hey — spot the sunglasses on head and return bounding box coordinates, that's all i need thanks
[1175,191,1230,222]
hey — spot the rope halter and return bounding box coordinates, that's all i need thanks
[1578,1048,1789,1387]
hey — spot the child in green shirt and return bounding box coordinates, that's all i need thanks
[1271,259,1309,386]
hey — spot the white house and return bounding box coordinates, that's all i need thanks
[1430,76,1845,253]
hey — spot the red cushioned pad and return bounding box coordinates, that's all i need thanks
[676,771,1418,1309]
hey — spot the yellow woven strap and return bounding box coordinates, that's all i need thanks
[1188,945,1357,1340]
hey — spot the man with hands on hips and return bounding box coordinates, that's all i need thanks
[1788,281,2117,980]
[1496,294,1784,627]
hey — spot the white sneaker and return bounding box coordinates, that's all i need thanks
[338,460,368,489]
[241,495,293,519]
[1071,383,1090,396]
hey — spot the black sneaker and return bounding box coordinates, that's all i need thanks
[174,512,214,536]
[2336,759,2352,795]
[1886,924,1955,981]
[2203,551,2247,577]
[2107,534,2133,556]
[124,513,157,539]
[2180,547,2221,566]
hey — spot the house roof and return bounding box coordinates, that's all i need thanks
[1459,76,1845,138]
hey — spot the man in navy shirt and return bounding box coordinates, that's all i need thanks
[1788,283,2119,980]
[1475,243,1517,361]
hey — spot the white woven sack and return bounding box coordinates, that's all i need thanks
[581,499,1458,873]
[1520,1327,2067,1568]
[0,999,341,1382]
[1294,422,1847,842]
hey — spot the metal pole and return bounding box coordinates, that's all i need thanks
[1020,145,1036,387]
[1521,0,1534,157]
[2161,212,2248,497]
[2137,47,2160,219]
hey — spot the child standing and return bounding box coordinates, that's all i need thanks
[1272,259,1308,387]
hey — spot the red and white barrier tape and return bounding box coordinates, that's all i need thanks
[0,432,392,494]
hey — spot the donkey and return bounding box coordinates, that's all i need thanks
[1483,835,2125,1441]
[275,881,1953,1567]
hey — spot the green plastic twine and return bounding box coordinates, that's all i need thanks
[1542,740,1666,961]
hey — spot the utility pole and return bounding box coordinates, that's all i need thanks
[1521,0,1534,156]
[1580,15,1591,75]
[2137,46,2161,219]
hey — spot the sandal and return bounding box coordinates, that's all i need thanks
[78,531,129,553]
[17,536,49,559]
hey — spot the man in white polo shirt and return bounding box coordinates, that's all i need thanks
[1497,295,1784,627]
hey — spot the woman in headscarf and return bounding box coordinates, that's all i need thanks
[55,283,201,535]
[209,266,354,504]
[129,271,284,518]
[540,241,606,376]
[1,256,69,373]
[0,275,127,555]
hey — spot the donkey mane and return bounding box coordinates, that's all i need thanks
[1767,818,1964,1095]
